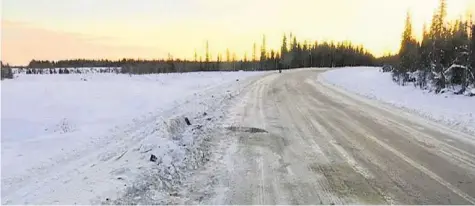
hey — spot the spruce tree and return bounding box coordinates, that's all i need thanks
[194,49,198,62]
[216,53,221,71]
[431,0,448,91]
[205,40,210,70]
[471,24,475,87]
[397,11,418,85]
[472,24,475,69]
[281,34,288,58]
[260,35,267,70]
[252,42,257,62]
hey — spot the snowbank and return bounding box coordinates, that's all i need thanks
[320,67,475,134]
[1,71,264,204]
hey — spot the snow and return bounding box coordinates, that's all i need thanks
[1,71,264,204]
[321,67,475,135]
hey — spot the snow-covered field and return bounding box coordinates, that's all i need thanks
[1,71,264,204]
[321,67,475,135]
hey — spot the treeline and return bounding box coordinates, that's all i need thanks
[13,67,121,75]
[28,59,123,68]
[278,34,374,68]
[6,34,375,76]
[1,61,14,80]
[120,35,375,74]
[382,0,475,95]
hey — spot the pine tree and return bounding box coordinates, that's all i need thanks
[260,35,267,70]
[270,50,276,69]
[194,49,198,62]
[472,24,475,69]
[217,53,221,71]
[289,33,293,50]
[280,33,291,68]
[291,36,298,67]
[260,35,267,61]
[397,11,418,85]
[232,52,237,71]
[199,56,203,70]
[281,34,288,57]
[431,0,448,91]
[226,48,231,62]
[418,23,432,88]
[252,42,257,62]
[470,24,475,87]
[205,40,210,70]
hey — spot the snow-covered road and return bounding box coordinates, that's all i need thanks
[1,71,264,204]
[173,68,475,204]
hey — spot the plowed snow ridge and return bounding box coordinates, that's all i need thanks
[321,67,475,135]
[1,71,265,204]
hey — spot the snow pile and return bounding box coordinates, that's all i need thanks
[1,71,263,204]
[321,67,475,134]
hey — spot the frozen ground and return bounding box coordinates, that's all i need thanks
[320,67,475,135]
[0,71,264,204]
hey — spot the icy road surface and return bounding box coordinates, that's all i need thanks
[173,68,475,205]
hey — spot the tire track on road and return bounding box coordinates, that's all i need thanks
[198,69,475,205]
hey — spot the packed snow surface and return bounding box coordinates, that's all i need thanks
[321,67,475,134]
[1,71,263,204]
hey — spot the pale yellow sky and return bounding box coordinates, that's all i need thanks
[2,0,474,65]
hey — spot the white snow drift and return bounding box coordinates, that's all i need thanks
[1,71,263,204]
[321,67,475,135]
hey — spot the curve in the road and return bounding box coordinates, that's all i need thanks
[202,69,475,205]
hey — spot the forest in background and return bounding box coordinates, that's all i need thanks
[1,33,374,78]
[381,0,475,95]
[2,0,473,88]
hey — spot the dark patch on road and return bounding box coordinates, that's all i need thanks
[227,127,289,156]
[226,126,268,133]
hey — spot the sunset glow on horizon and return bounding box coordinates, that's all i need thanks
[2,0,474,65]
